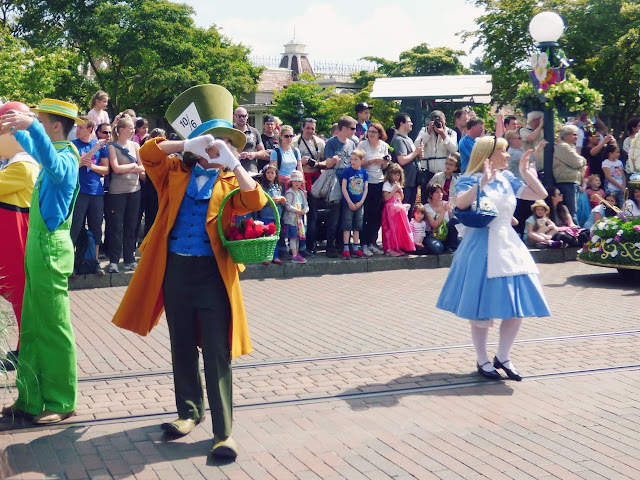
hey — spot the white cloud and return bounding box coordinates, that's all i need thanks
[182,0,485,66]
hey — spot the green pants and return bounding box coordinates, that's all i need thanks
[14,182,77,415]
[163,252,233,438]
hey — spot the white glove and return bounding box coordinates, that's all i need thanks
[210,139,241,170]
[183,134,215,162]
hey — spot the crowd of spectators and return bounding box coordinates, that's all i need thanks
[6,89,638,273]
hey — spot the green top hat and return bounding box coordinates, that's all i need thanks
[165,84,246,151]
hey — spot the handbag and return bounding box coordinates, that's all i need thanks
[453,183,498,228]
[311,168,337,199]
[434,217,448,241]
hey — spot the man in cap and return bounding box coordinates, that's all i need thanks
[354,102,373,141]
[1,99,82,424]
[0,101,39,371]
[260,114,279,171]
[112,84,267,459]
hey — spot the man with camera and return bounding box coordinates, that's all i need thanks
[293,117,325,254]
[414,110,458,189]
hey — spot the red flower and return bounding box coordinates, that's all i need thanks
[265,223,276,236]
[254,224,265,237]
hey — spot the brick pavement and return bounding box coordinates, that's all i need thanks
[1,261,640,479]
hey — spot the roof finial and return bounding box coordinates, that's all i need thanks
[293,26,296,42]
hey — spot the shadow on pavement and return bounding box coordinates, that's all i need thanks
[341,372,515,411]
[1,422,235,478]
[555,270,640,292]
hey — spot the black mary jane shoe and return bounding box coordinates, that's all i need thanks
[477,362,502,380]
[493,356,523,381]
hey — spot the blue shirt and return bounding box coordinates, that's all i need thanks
[73,138,105,195]
[341,167,369,203]
[324,136,355,172]
[270,147,299,177]
[458,135,477,173]
[15,119,79,231]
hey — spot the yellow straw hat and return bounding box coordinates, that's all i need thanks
[32,98,85,124]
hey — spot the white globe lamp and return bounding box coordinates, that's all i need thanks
[529,11,565,46]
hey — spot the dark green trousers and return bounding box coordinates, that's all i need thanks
[163,252,232,438]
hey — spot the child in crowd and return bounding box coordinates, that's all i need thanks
[87,90,110,132]
[381,163,415,256]
[260,164,285,265]
[410,204,428,254]
[524,200,564,248]
[601,143,626,194]
[341,149,369,260]
[585,174,605,209]
[132,118,149,145]
[283,170,308,264]
[584,192,620,229]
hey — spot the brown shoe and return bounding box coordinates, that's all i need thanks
[161,414,206,436]
[2,404,34,420]
[32,409,75,424]
[211,435,238,459]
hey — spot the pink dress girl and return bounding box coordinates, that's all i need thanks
[381,166,415,255]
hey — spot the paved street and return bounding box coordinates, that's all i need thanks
[1,261,640,479]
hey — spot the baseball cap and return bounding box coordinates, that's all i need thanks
[355,102,373,113]
[263,114,275,123]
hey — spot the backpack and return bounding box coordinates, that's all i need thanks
[74,227,99,274]
[274,147,301,171]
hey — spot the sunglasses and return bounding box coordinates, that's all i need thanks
[235,114,248,118]
[98,130,112,134]
[348,126,356,131]
[282,134,295,139]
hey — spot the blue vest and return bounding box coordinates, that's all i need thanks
[168,169,219,257]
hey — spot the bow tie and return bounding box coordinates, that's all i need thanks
[194,166,219,177]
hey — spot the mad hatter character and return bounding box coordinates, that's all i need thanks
[1,99,82,424]
[112,85,267,459]
[0,101,39,371]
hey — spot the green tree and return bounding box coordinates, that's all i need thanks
[363,43,470,77]
[10,0,262,117]
[465,0,640,132]
[0,26,87,105]
[271,74,331,134]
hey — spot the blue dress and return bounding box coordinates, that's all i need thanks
[436,171,550,321]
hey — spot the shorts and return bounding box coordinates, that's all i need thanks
[341,203,364,232]
[285,224,299,239]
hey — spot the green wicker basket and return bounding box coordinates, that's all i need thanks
[218,188,280,264]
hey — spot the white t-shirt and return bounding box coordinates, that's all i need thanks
[424,202,451,230]
[360,139,389,184]
[624,199,640,217]
[382,181,395,193]
[601,159,625,193]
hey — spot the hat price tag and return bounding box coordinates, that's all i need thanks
[171,102,203,139]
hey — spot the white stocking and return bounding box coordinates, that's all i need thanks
[470,323,491,370]
[496,317,522,370]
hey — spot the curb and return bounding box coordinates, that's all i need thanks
[69,247,579,290]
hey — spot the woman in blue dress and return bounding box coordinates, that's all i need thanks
[437,136,550,381]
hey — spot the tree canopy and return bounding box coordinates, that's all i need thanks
[465,0,640,131]
[3,0,262,118]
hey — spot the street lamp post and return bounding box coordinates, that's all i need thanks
[529,11,565,186]
[297,99,305,134]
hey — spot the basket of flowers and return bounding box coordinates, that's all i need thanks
[218,188,280,264]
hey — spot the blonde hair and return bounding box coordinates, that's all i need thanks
[90,90,108,109]
[280,124,293,135]
[466,136,509,174]
[351,148,365,160]
[114,116,134,141]
[384,163,404,186]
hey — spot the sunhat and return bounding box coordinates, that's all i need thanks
[32,98,84,124]
[289,170,304,182]
[531,199,550,213]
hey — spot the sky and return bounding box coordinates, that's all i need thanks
[181,0,485,67]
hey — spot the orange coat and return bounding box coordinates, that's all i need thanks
[111,138,267,359]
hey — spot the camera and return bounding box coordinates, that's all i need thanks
[383,155,391,161]
[431,113,442,129]
[306,158,317,168]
